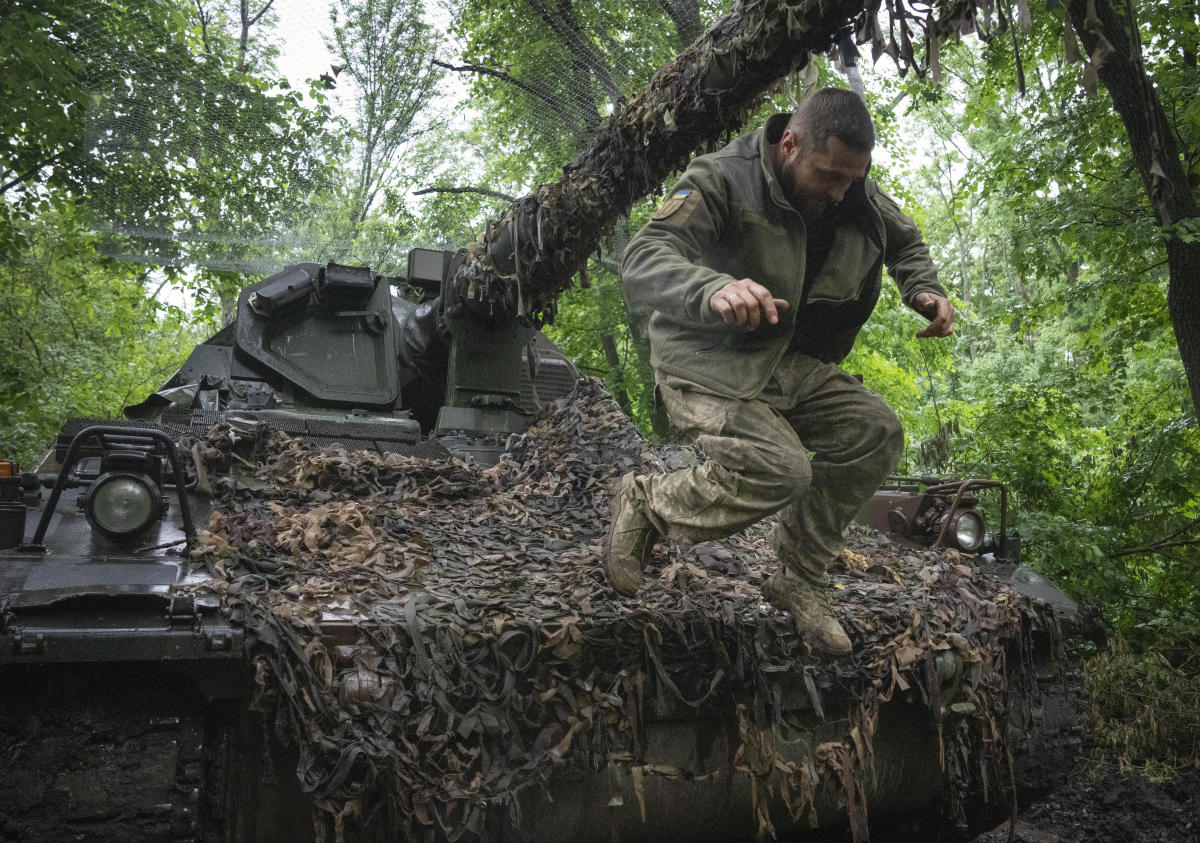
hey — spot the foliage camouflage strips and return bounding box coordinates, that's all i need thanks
[186,380,1066,841]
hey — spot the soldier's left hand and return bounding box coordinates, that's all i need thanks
[914,292,955,338]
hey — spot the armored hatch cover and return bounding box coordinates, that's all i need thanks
[184,379,1073,842]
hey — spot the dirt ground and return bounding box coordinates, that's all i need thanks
[969,765,1199,843]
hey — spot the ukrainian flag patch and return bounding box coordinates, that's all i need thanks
[651,189,698,222]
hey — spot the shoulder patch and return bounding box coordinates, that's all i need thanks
[651,189,699,223]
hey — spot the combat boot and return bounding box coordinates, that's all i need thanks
[603,475,658,596]
[762,568,852,655]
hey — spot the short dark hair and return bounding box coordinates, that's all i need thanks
[788,88,875,153]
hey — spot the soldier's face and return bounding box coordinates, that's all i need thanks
[778,134,871,219]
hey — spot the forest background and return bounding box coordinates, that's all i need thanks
[2,0,1197,772]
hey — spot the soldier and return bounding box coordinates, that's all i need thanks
[604,88,955,654]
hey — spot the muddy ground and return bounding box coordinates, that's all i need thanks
[967,764,1199,843]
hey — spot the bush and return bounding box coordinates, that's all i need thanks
[1085,637,1200,773]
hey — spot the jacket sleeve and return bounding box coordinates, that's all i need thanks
[876,188,948,309]
[619,157,738,326]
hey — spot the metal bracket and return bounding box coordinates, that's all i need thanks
[26,425,196,551]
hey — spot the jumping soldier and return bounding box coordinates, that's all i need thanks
[604,88,955,654]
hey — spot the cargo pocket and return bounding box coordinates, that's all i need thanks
[658,383,730,439]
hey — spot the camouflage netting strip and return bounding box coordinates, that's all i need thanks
[186,380,1051,841]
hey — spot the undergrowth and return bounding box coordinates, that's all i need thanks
[1084,636,1200,776]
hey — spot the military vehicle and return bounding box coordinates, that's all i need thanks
[0,252,1081,842]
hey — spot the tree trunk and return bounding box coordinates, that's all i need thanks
[1066,0,1200,419]
[599,332,631,414]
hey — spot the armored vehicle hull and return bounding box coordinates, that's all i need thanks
[0,258,1081,842]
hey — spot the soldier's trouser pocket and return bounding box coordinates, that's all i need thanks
[632,382,812,543]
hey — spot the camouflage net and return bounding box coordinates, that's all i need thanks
[187,379,1053,841]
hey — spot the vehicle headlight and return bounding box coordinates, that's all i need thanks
[950,510,985,552]
[85,472,162,541]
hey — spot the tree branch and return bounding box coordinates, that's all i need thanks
[432,59,584,136]
[1113,514,1200,558]
[414,185,517,203]
[248,0,274,27]
[0,153,64,195]
[193,0,212,54]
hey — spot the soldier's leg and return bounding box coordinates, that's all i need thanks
[604,373,857,653]
[633,381,811,542]
[768,354,905,577]
[604,380,811,596]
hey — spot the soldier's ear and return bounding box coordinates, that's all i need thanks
[779,129,799,158]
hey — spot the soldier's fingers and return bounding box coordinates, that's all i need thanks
[747,287,777,326]
[713,291,738,325]
[929,300,955,336]
[729,292,750,326]
[917,315,951,338]
[940,300,956,334]
[744,295,761,330]
[916,297,955,338]
[916,316,945,338]
[712,293,732,323]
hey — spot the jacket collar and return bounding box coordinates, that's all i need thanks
[758,113,796,213]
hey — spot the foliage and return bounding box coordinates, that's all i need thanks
[853,7,1200,658]
[0,0,343,458]
[544,266,660,434]
[445,0,720,173]
[1085,637,1200,773]
[329,0,444,235]
[0,202,210,467]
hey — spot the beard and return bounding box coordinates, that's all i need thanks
[778,158,832,221]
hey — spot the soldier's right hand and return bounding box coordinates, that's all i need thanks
[710,278,789,331]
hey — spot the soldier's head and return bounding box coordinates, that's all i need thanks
[776,88,874,218]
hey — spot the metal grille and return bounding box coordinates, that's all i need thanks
[519,333,579,413]
[60,414,448,461]
[56,417,200,462]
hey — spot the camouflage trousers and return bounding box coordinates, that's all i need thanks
[629,353,904,582]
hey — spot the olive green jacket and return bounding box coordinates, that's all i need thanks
[621,114,946,400]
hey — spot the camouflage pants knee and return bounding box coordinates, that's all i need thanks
[628,353,904,581]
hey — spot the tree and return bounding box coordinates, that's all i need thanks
[0,0,343,456]
[0,203,204,467]
[329,0,443,243]
[855,22,1200,641]
[1063,0,1200,419]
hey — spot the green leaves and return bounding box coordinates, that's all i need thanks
[0,202,209,466]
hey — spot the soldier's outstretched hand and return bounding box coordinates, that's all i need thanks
[914,292,955,338]
[711,278,789,331]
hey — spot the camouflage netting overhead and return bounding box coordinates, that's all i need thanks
[186,379,1061,842]
[63,0,1054,279]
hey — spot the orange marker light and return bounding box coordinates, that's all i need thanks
[0,461,16,478]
